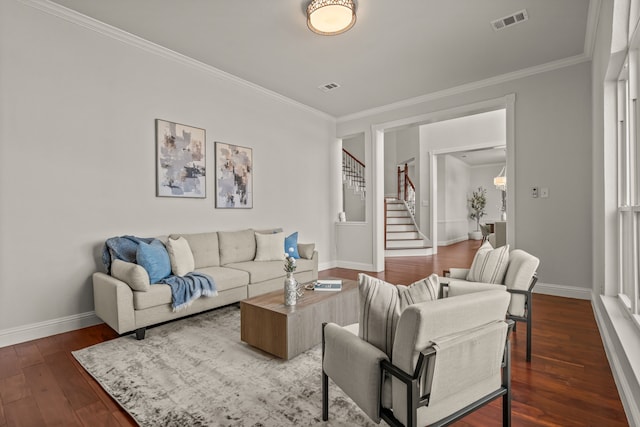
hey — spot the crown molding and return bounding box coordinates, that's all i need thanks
[338,53,590,123]
[18,0,336,122]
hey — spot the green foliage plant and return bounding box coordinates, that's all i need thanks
[468,186,487,231]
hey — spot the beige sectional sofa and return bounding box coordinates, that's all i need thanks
[92,228,318,339]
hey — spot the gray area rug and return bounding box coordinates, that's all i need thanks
[73,304,377,426]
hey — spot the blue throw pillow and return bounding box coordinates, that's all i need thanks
[285,232,300,259]
[136,240,171,283]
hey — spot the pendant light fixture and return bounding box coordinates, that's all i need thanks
[307,0,356,36]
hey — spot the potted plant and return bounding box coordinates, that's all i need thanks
[468,186,487,240]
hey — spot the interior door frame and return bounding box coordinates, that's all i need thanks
[371,94,515,271]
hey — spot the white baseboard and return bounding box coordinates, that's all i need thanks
[534,282,592,300]
[318,261,337,271]
[334,260,377,272]
[438,236,469,246]
[0,311,102,349]
[593,296,640,426]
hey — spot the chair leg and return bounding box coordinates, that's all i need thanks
[322,322,329,421]
[322,371,329,421]
[526,305,532,362]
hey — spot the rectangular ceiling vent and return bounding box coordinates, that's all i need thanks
[491,9,528,31]
[318,82,340,92]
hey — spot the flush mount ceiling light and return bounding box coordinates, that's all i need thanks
[307,0,356,36]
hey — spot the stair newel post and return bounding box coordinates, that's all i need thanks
[403,163,409,202]
[397,166,401,199]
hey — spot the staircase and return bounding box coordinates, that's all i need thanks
[342,149,365,197]
[385,198,433,257]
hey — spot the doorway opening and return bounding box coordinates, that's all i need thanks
[371,95,515,271]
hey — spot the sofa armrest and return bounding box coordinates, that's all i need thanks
[323,322,388,423]
[447,268,470,279]
[92,272,136,334]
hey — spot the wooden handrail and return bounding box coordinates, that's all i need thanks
[397,163,415,202]
[342,148,365,168]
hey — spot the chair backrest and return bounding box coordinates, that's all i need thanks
[391,290,510,426]
[503,249,539,316]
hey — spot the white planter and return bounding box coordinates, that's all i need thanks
[468,231,483,240]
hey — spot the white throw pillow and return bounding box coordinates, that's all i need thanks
[399,273,440,304]
[111,259,150,291]
[254,232,286,261]
[466,241,510,284]
[166,236,195,276]
[358,273,439,357]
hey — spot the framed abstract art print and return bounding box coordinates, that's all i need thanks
[156,119,206,198]
[215,142,253,208]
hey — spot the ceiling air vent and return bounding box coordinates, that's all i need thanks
[491,9,528,31]
[318,82,340,92]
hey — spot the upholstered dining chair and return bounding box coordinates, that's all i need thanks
[322,290,514,427]
[479,223,492,242]
[445,247,540,362]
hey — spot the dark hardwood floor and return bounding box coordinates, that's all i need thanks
[0,240,628,426]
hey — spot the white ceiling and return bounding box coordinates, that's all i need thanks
[450,147,506,166]
[48,0,594,118]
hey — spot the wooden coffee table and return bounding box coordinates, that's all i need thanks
[240,279,358,359]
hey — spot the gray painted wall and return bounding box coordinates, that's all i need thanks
[0,1,335,335]
[337,61,592,290]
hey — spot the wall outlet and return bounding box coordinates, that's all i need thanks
[540,187,549,198]
[531,187,538,198]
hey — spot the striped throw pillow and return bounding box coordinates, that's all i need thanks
[466,242,510,284]
[358,273,440,357]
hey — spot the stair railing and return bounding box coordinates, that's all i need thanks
[397,164,416,217]
[342,149,365,198]
[394,163,428,243]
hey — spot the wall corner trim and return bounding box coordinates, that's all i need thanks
[593,295,640,426]
[0,311,102,349]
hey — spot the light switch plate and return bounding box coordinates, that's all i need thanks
[540,187,549,198]
[531,187,538,198]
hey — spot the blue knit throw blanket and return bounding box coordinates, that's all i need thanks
[102,236,217,311]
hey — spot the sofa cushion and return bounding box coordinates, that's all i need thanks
[133,284,172,310]
[166,236,195,276]
[226,257,314,284]
[196,266,250,292]
[218,229,256,265]
[111,259,150,292]
[284,232,300,259]
[298,243,315,260]
[132,266,250,310]
[174,232,220,268]
[254,232,285,261]
[136,240,171,284]
[466,242,509,284]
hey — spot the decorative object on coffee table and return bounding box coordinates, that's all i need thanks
[284,254,298,306]
[215,141,253,208]
[155,119,206,198]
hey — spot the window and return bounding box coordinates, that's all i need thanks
[617,53,640,329]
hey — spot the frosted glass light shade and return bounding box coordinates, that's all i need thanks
[307,0,356,35]
[494,166,507,190]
